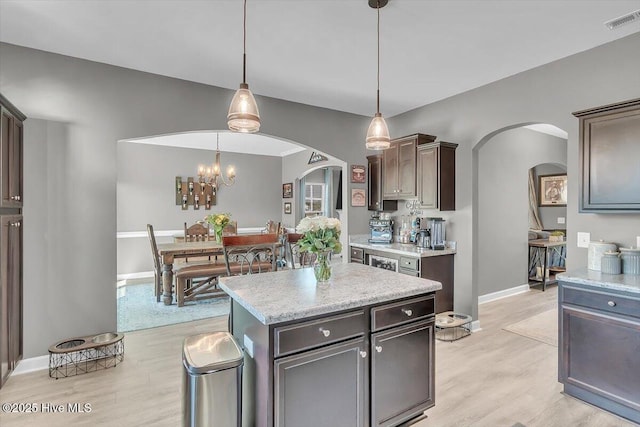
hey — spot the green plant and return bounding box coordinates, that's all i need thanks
[295,216,342,254]
[205,212,231,235]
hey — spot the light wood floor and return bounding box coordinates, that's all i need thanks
[0,286,635,427]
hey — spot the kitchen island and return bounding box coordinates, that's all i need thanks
[557,269,640,424]
[349,235,455,312]
[219,263,442,427]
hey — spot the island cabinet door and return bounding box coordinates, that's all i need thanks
[371,318,435,427]
[274,337,368,427]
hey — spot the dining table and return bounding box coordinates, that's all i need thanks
[156,240,224,305]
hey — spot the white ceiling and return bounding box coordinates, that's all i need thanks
[1,0,639,118]
[123,131,306,157]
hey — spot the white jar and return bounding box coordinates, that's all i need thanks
[587,241,617,271]
[620,248,640,275]
[600,251,621,275]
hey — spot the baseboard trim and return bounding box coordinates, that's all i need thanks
[479,283,530,305]
[470,320,482,332]
[117,271,154,282]
[12,355,49,375]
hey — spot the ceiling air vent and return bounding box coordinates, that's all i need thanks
[604,10,640,30]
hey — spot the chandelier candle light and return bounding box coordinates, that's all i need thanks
[197,133,236,194]
[365,0,391,150]
[296,216,342,283]
[227,0,261,133]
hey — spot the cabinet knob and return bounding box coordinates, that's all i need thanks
[375,345,383,353]
[375,202,379,206]
[16,195,21,201]
[319,328,331,337]
[360,351,367,358]
[401,308,413,317]
[607,301,616,307]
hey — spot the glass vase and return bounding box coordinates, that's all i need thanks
[313,250,332,283]
[215,228,223,243]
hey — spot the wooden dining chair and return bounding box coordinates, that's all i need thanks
[147,224,164,302]
[286,233,317,269]
[184,222,210,242]
[223,220,238,236]
[265,220,281,235]
[222,234,279,276]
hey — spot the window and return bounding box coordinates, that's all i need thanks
[304,183,325,215]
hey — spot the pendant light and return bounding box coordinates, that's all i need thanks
[228,0,261,133]
[365,0,390,150]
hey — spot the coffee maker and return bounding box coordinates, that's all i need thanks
[427,217,446,250]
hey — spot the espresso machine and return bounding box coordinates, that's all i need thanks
[427,217,446,250]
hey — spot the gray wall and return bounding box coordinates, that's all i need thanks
[390,32,640,320]
[0,42,370,358]
[117,141,282,275]
[477,128,566,296]
[533,163,567,231]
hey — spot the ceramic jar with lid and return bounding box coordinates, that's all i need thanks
[620,247,640,275]
[600,251,621,275]
[587,241,617,271]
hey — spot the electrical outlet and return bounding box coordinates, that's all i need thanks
[637,236,640,248]
[577,232,590,248]
[557,217,565,224]
[243,335,254,358]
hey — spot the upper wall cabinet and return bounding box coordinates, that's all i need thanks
[0,94,25,209]
[383,134,436,200]
[573,98,640,212]
[367,154,398,212]
[417,142,457,211]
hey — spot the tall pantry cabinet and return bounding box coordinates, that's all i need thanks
[0,93,25,389]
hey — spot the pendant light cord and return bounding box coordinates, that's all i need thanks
[243,0,247,84]
[376,0,381,114]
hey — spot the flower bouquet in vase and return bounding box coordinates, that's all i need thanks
[205,212,231,243]
[296,216,342,283]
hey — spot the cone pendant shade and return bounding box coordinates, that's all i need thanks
[227,83,260,133]
[366,113,390,150]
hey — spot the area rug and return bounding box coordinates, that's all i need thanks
[117,282,230,332]
[503,308,558,347]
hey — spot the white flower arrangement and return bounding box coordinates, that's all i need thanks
[295,216,342,254]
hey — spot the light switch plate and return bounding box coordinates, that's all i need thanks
[557,217,565,224]
[577,232,590,248]
[637,236,640,248]
[243,335,254,358]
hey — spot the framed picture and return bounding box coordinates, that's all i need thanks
[539,174,567,206]
[282,182,293,199]
[284,202,292,214]
[351,188,366,207]
[351,164,366,183]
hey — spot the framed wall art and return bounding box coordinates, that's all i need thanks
[539,174,567,207]
[351,189,366,207]
[351,165,366,183]
[282,182,293,199]
[284,202,292,214]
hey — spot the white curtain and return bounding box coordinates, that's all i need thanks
[528,169,544,230]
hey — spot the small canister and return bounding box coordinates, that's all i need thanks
[600,251,621,275]
[620,247,640,275]
[587,241,616,271]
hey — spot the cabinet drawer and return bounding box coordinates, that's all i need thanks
[399,257,418,271]
[351,247,364,263]
[562,284,640,320]
[274,310,366,357]
[371,295,435,332]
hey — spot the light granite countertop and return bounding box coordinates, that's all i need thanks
[218,263,442,325]
[349,235,456,258]
[557,268,640,294]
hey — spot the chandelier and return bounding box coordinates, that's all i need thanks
[197,133,236,192]
[227,0,261,133]
[365,0,391,150]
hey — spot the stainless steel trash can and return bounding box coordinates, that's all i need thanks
[182,332,244,427]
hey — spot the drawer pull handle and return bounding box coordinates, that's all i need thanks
[319,328,331,337]
[401,308,413,317]
[607,301,616,307]
[360,351,367,358]
[375,345,383,353]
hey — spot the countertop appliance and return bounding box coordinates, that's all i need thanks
[428,217,446,250]
[369,218,394,244]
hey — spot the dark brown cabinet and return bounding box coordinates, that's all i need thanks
[417,142,457,211]
[383,134,436,200]
[367,155,397,212]
[1,214,22,388]
[1,94,25,209]
[573,98,640,212]
[559,281,640,424]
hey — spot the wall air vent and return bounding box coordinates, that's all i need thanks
[604,9,640,30]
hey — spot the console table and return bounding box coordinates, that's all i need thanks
[528,239,566,291]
